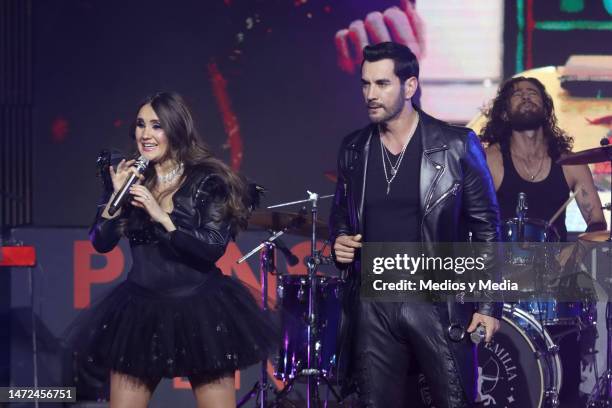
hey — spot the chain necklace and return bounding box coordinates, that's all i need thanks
[380,112,419,195]
[511,150,545,181]
[380,138,407,194]
[157,162,184,185]
[382,142,402,174]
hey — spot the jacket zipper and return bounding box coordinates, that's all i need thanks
[427,182,461,214]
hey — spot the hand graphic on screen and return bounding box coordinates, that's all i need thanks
[335,0,426,74]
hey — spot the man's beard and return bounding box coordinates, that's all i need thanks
[508,106,545,131]
[368,91,405,124]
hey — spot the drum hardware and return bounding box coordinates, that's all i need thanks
[267,191,340,408]
[588,300,612,407]
[547,345,560,354]
[236,211,307,408]
[545,390,560,408]
[585,220,612,404]
[561,139,612,406]
[250,209,330,239]
[556,144,612,167]
[587,263,612,407]
[579,230,611,245]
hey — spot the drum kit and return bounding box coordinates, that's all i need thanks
[466,143,611,408]
[236,190,342,408]
[237,143,611,408]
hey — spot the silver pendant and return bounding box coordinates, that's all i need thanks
[390,168,397,176]
[386,184,391,195]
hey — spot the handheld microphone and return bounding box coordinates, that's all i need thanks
[470,325,487,344]
[108,156,149,216]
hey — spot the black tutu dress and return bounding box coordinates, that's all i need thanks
[68,170,277,384]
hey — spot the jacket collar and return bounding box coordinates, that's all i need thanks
[418,110,450,214]
[350,108,450,231]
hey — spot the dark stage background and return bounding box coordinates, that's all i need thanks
[29,0,612,227]
[32,0,383,227]
[2,0,612,406]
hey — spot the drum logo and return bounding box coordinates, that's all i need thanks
[477,340,519,406]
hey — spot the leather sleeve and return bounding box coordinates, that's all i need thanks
[158,175,232,264]
[461,132,503,319]
[89,190,123,253]
[329,142,352,271]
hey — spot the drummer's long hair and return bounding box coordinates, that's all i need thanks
[479,77,573,161]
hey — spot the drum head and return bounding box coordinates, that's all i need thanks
[502,217,560,243]
[416,305,561,407]
[475,308,560,407]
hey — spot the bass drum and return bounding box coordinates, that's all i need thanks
[417,304,561,407]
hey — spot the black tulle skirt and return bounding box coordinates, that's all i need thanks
[67,274,278,383]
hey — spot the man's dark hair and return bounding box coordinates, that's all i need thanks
[479,76,573,160]
[362,41,419,82]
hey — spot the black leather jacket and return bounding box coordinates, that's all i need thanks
[329,109,502,396]
[90,170,232,273]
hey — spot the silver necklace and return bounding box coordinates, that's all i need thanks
[382,143,402,174]
[380,113,419,195]
[380,137,408,195]
[157,162,184,184]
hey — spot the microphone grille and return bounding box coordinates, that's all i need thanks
[135,155,149,172]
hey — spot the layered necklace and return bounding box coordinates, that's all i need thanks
[380,112,419,195]
[157,162,184,185]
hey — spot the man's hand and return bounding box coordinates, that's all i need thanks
[333,234,363,264]
[335,0,426,74]
[467,312,500,343]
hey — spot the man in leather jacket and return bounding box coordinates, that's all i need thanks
[329,42,502,407]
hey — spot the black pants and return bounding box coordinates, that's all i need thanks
[352,300,473,408]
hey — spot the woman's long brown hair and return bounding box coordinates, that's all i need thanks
[129,92,249,235]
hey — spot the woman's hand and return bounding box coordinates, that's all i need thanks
[109,159,143,193]
[101,159,143,219]
[129,185,176,232]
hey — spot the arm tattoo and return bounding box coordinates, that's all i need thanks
[580,187,594,224]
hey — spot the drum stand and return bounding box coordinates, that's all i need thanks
[587,166,612,407]
[237,217,304,408]
[268,191,342,408]
[587,301,612,408]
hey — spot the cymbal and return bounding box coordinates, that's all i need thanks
[249,210,330,238]
[578,230,611,243]
[557,145,612,165]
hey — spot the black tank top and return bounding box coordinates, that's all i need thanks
[497,147,570,242]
